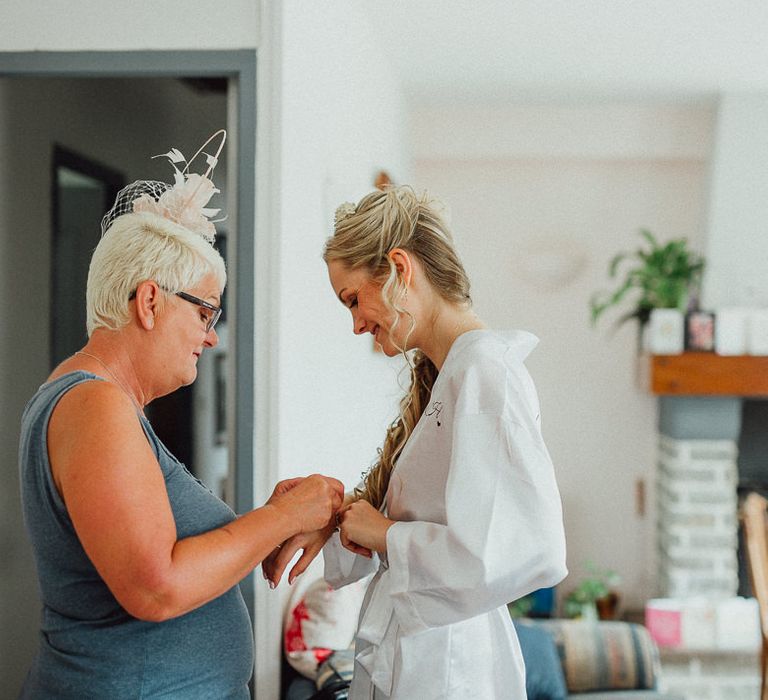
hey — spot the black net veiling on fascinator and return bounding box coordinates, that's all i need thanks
[100,129,227,244]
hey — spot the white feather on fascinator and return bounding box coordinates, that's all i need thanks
[100,129,227,244]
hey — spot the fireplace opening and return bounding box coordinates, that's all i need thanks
[736,399,768,597]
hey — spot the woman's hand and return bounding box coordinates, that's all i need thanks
[262,525,335,588]
[267,474,344,534]
[338,500,394,556]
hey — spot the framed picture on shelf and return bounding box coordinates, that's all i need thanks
[685,311,715,352]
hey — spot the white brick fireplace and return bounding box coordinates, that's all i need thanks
[651,386,768,601]
[650,393,762,699]
[657,436,739,598]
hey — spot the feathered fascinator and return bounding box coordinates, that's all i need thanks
[100,129,227,244]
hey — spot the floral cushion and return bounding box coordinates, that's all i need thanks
[283,576,367,679]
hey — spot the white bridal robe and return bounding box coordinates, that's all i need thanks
[324,329,568,700]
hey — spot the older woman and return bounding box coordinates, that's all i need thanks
[265,186,567,699]
[18,134,343,699]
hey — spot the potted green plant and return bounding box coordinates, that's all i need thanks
[507,593,535,619]
[563,562,622,621]
[590,229,705,330]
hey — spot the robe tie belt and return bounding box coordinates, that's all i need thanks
[356,567,397,696]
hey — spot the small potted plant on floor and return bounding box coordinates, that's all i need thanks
[563,562,622,621]
[589,229,705,347]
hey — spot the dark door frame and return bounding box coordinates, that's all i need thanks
[51,144,126,368]
[0,49,257,616]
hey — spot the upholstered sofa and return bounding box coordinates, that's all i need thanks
[514,618,683,699]
[280,576,681,699]
[284,617,682,699]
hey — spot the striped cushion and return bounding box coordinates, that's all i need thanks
[534,620,660,692]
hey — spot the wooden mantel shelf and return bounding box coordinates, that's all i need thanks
[649,353,768,397]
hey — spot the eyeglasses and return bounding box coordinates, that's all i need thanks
[129,288,223,333]
[175,291,222,333]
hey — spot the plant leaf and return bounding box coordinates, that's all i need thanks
[589,228,706,329]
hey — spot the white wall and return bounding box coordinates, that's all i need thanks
[703,93,768,309]
[412,103,715,611]
[0,0,258,51]
[277,2,409,485]
[249,2,409,696]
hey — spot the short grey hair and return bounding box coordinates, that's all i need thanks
[86,212,227,336]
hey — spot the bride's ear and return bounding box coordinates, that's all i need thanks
[388,248,413,286]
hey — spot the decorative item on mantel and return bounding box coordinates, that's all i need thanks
[648,308,685,355]
[684,310,715,352]
[590,229,706,353]
[714,306,768,356]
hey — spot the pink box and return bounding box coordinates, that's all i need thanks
[645,601,682,648]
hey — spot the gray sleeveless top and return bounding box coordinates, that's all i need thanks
[19,371,253,699]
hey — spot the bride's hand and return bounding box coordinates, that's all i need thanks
[338,500,394,556]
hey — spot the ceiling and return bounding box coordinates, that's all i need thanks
[363,1,768,106]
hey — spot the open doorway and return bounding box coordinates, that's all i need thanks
[22,75,231,486]
[0,53,256,695]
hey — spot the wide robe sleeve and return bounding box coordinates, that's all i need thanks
[385,390,567,637]
[324,528,379,589]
